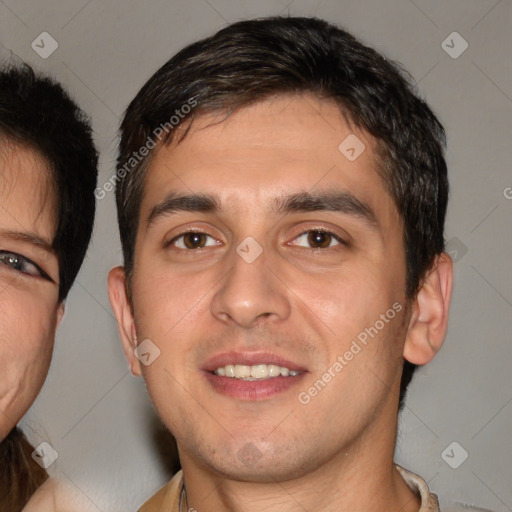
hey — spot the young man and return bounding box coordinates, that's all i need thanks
[108,16,460,511]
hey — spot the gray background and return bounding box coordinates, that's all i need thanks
[1,0,511,510]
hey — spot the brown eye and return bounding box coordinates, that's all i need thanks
[183,233,207,249]
[171,232,220,250]
[307,231,333,248]
[292,230,342,249]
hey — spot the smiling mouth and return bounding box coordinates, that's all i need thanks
[213,363,302,380]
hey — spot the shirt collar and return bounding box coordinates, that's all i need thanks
[140,466,440,512]
[396,464,440,511]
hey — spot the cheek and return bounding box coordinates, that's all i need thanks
[293,263,397,334]
[132,265,213,340]
[0,290,58,399]
[291,262,407,397]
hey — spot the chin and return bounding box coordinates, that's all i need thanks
[210,456,317,483]
[190,437,318,483]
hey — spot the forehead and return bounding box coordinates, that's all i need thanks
[141,94,393,219]
[0,141,57,240]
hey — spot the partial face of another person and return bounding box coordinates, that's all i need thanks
[110,94,445,482]
[0,142,61,440]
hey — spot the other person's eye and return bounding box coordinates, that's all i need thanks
[0,250,47,278]
[291,230,346,249]
[169,232,221,250]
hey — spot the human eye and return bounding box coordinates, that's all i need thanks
[168,231,221,250]
[0,250,44,277]
[291,230,346,249]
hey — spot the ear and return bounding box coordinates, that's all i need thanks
[56,301,66,327]
[403,252,453,365]
[108,266,142,376]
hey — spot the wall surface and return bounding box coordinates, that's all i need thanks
[1,1,511,511]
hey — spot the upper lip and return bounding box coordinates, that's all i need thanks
[202,351,307,373]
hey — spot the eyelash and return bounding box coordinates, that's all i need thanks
[291,230,347,249]
[166,229,347,251]
[0,250,50,280]
[166,231,220,250]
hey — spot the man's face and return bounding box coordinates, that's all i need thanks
[0,143,61,440]
[127,95,410,481]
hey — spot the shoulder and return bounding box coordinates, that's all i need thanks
[139,471,183,512]
[23,478,97,512]
[23,478,58,512]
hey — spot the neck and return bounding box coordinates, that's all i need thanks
[179,414,421,512]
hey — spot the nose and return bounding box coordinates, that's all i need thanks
[210,245,291,329]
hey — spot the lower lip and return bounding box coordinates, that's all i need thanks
[203,372,306,400]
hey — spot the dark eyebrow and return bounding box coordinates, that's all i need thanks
[147,193,220,227]
[0,229,54,253]
[146,191,378,229]
[273,191,378,228]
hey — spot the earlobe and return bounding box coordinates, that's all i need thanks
[107,266,143,376]
[403,252,453,365]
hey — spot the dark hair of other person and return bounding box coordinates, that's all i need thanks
[114,16,448,410]
[0,63,98,511]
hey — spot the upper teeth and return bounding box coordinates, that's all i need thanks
[214,364,300,380]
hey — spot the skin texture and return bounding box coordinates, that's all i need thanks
[109,94,453,511]
[0,142,62,441]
